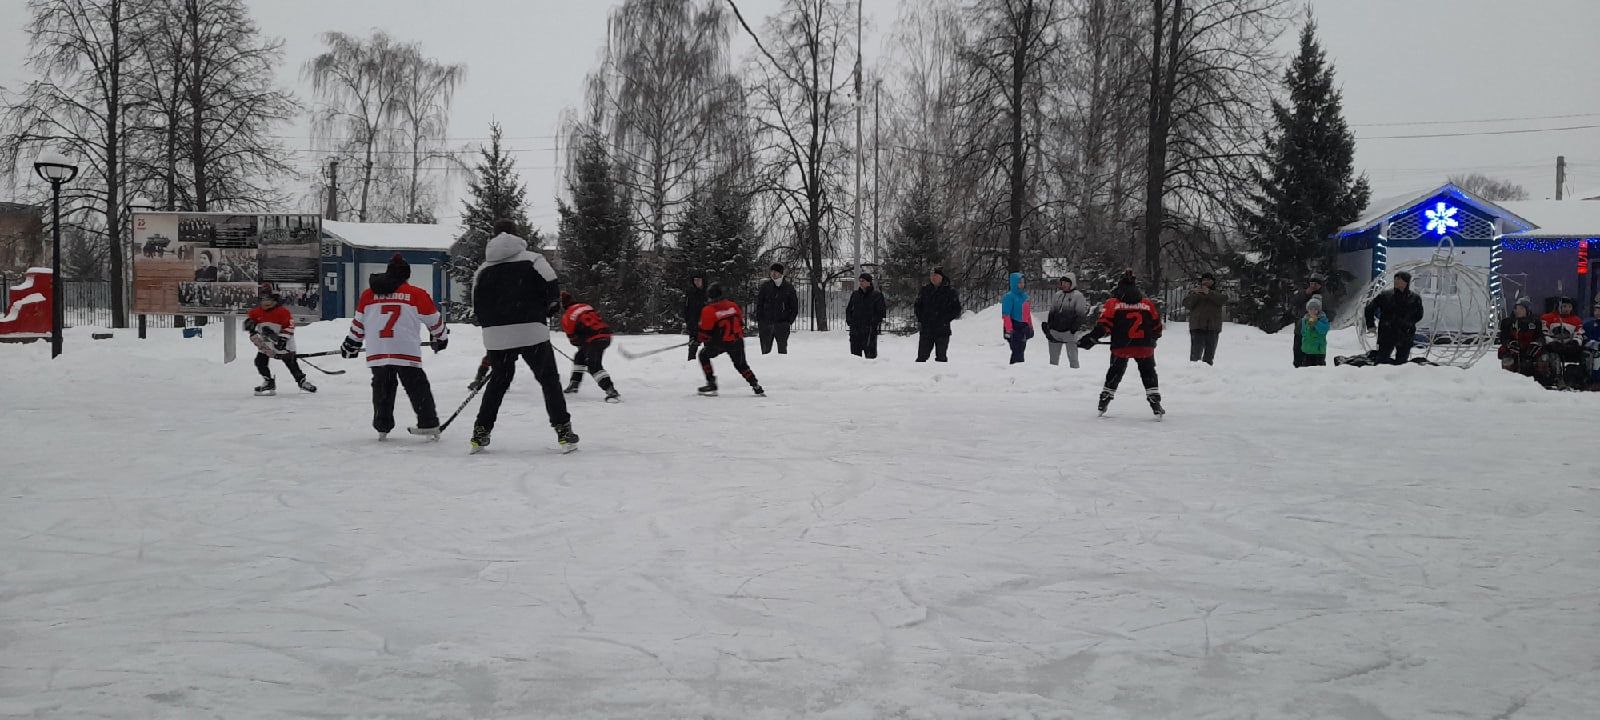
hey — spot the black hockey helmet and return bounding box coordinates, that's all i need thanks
[706,283,725,300]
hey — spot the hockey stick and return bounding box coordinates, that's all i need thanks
[619,340,691,360]
[299,358,346,376]
[294,349,347,359]
[439,383,486,433]
[551,345,575,362]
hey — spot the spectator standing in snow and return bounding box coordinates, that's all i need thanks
[1044,274,1090,367]
[914,266,961,362]
[1182,272,1227,365]
[755,263,799,354]
[845,273,888,358]
[1299,296,1330,367]
[1290,276,1325,367]
[684,272,707,361]
[1001,272,1033,364]
[1364,271,1425,365]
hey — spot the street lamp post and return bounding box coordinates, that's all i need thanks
[128,197,156,339]
[33,149,79,359]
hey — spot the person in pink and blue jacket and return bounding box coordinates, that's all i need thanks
[1001,272,1033,364]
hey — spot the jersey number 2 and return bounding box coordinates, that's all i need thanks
[1127,313,1145,339]
[378,305,403,338]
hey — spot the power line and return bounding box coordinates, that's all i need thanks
[1352,111,1600,128]
[1358,123,1600,140]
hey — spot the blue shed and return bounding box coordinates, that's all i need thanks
[320,221,460,320]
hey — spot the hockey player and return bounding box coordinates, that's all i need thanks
[340,255,447,440]
[245,291,315,396]
[1497,298,1543,375]
[559,290,621,403]
[1078,271,1163,418]
[469,220,578,453]
[696,283,764,397]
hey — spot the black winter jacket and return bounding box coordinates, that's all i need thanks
[473,233,561,350]
[683,283,707,331]
[845,288,888,331]
[914,282,961,332]
[1364,288,1425,336]
[755,279,800,323]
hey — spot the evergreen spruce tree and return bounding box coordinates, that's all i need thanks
[883,179,945,299]
[557,132,646,330]
[448,123,536,320]
[1236,15,1370,330]
[673,180,760,308]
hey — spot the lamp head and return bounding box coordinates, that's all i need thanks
[32,149,79,184]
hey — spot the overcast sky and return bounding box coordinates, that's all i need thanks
[2,0,1597,229]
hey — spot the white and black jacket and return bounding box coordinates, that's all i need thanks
[473,232,560,350]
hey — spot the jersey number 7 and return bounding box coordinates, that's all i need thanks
[379,305,404,338]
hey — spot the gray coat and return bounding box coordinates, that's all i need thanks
[1044,282,1091,343]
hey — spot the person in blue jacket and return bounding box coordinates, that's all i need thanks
[1001,272,1033,364]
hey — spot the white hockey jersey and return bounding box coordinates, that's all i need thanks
[346,282,448,367]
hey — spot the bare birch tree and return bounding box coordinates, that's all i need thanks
[304,31,410,223]
[732,0,856,329]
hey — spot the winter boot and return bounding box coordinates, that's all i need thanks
[296,376,317,393]
[407,425,441,441]
[1097,388,1115,416]
[469,425,492,454]
[555,422,580,453]
[1146,389,1164,420]
[564,371,584,394]
[254,376,276,396]
[698,379,719,397]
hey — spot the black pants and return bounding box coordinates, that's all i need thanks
[1189,330,1219,364]
[371,365,439,433]
[700,340,758,385]
[1292,323,1305,367]
[1372,327,1413,365]
[916,327,950,362]
[569,339,616,391]
[1301,353,1327,367]
[1008,332,1029,364]
[758,321,791,354]
[1105,355,1158,394]
[254,352,304,381]
[849,328,879,358]
[685,323,700,360]
[475,343,571,432]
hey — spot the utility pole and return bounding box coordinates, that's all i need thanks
[851,0,864,281]
[873,77,881,269]
[1556,155,1567,200]
[324,158,340,221]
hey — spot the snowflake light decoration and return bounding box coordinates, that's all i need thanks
[1424,201,1460,236]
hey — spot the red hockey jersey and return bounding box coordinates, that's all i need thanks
[560,303,612,347]
[1540,311,1584,345]
[246,304,296,354]
[698,299,746,345]
[1095,296,1162,359]
[346,282,447,367]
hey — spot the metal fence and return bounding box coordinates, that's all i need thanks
[1,271,185,330]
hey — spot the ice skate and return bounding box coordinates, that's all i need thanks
[1097,388,1114,416]
[254,376,276,396]
[377,431,389,441]
[469,425,491,454]
[751,383,765,397]
[296,377,317,393]
[697,381,718,397]
[407,426,441,441]
[604,388,621,403]
[1147,389,1164,420]
[555,422,580,453]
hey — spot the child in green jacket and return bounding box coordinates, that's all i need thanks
[1300,296,1330,366]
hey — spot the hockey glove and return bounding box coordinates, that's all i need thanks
[468,365,489,391]
[243,318,258,335]
[432,337,448,353]
[340,337,362,359]
[1076,334,1099,350]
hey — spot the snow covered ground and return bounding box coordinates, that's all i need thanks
[2,314,1597,719]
